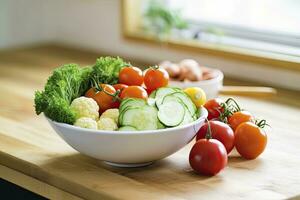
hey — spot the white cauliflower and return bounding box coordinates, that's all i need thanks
[100,109,119,123]
[74,117,97,129]
[70,97,99,120]
[97,118,118,131]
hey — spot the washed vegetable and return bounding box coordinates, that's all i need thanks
[34,64,92,124]
[100,109,119,123]
[97,117,118,131]
[74,117,97,129]
[119,66,143,86]
[70,97,99,120]
[204,98,225,120]
[228,111,253,131]
[235,122,267,159]
[90,57,128,85]
[120,86,148,100]
[120,105,159,130]
[144,66,169,91]
[118,126,137,131]
[113,84,128,94]
[184,87,206,108]
[190,122,227,176]
[196,121,234,154]
[85,84,118,113]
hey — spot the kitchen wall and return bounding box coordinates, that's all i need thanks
[1,0,300,90]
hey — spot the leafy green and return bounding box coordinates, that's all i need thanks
[34,64,92,124]
[90,56,128,85]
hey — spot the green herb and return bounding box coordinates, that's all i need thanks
[34,64,92,124]
[90,56,128,85]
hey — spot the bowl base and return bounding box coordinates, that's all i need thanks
[104,161,154,168]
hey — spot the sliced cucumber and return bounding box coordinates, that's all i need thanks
[155,87,180,107]
[157,120,166,129]
[121,105,158,130]
[158,101,185,126]
[171,92,197,116]
[118,126,137,131]
[180,108,194,125]
[119,98,146,113]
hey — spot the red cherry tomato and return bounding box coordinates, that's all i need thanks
[228,111,253,131]
[85,84,117,113]
[120,86,148,99]
[189,139,227,176]
[235,122,267,159]
[119,66,143,86]
[196,121,235,154]
[204,98,224,120]
[113,84,128,92]
[144,67,169,91]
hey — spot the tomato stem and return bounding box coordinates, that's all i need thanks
[255,119,269,129]
[149,65,159,70]
[205,119,213,140]
[91,77,122,102]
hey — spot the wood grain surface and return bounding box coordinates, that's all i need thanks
[0,45,300,200]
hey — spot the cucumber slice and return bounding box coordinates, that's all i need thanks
[171,92,197,116]
[155,87,180,107]
[158,101,185,126]
[157,120,166,129]
[118,126,137,131]
[180,108,194,125]
[119,98,146,113]
[121,105,158,130]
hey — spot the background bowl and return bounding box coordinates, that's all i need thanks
[169,69,224,99]
[46,108,208,167]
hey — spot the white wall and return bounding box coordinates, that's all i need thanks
[1,0,300,90]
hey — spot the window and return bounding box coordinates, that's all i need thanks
[123,0,300,70]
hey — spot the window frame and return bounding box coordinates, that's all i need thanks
[121,0,300,72]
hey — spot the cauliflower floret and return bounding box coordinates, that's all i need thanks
[74,117,97,129]
[100,109,119,123]
[97,117,118,131]
[70,97,99,120]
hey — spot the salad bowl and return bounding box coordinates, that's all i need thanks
[46,107,208,167]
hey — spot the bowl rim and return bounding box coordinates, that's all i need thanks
[46,107,208,135]
[169,69,223,86]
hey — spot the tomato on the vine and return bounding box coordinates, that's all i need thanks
[120,86,148,100]
[204,98,225,120]
[234,122,267,159]
[85,84,117,113]
[196,121,234,154]
[228,111,253,131]
[119,66,143,86]
[144,66,169,91]
[189,139,227,176]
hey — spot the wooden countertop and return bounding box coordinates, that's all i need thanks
[1,45,300,200]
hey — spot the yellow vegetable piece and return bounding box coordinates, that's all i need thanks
[184,87,206,107]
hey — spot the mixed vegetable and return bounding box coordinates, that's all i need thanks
[34,56,206,131]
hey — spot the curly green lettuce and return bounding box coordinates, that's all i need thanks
[90,56,129,85]
[34,64,92,124]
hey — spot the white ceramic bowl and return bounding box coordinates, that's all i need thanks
[46,108,208,167]
[169,69,224,99]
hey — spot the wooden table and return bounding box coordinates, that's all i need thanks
[1,45,300,200]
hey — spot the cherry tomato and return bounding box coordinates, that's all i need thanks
[113,84,128,93]
[85,84,117,113]
[196,121,234,154]
[235,122,267,159]
[189,139,227,176]
[144,67,169,91]
[204,98,224,120]
[120,86,148,99]
[228,111,253,131]
[119,66,143,86]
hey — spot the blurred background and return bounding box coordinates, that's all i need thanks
[1,0,300,91]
